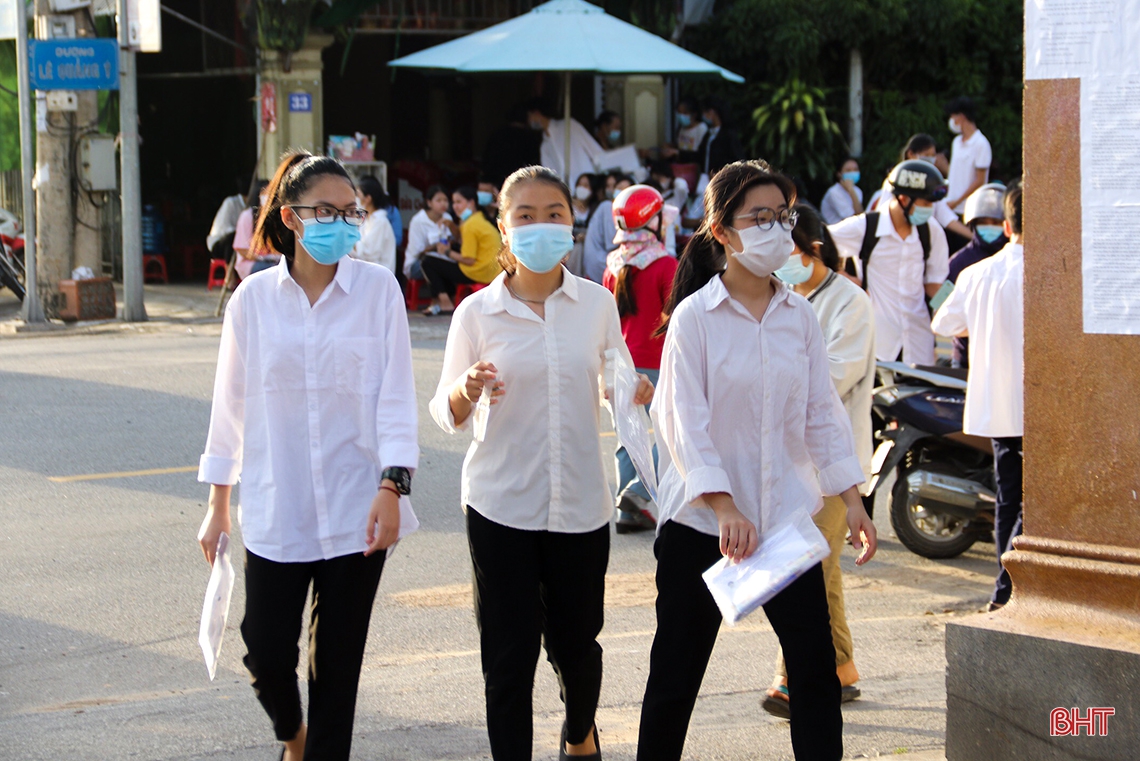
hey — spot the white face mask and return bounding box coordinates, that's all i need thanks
[728,224,794,278]
[948,116,963,135]
[574,185,592,202]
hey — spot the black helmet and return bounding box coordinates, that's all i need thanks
[887,160,948,202]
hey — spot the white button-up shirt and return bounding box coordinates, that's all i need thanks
[198,257,420,563]
[652,275,865,540]
[352,209,397,273]
[829,210,949,365]
[805,271,877,492]
[429,269,634,533]
[931,243,1023,438]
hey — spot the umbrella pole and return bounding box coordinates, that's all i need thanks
[563,71,572,185]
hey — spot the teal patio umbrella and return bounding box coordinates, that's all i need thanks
[388,0,744,181]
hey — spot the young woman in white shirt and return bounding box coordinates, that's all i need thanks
[636,161,877,761]
[763,203,877,718]
[352,175,397,273]
[404,185,458,314]
[430,166,652,761]
[196,151,419,761]
[819,157,864,224]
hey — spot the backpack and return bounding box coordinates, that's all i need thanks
[849,211,930,291]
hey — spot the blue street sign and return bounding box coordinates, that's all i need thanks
[288,92,312,113]
[29,39,119,91]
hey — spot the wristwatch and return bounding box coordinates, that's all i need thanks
[380,466,412,495]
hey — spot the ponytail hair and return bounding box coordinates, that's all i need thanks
[251,151,354,263]
[615,266,638,318]
[656,160,796,336]
[790,202,840,271]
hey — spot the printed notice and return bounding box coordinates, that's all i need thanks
[1025,0,1128,80]
[1080,75,1140,333]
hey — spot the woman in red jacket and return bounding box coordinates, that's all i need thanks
[603,185,678,533]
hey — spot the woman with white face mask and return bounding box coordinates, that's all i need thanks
[197,152,419,761]
[430,165,653,761]
[635,161,877,761]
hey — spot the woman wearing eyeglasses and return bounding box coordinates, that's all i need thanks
[635,161,877,761]
[196,151,419,761]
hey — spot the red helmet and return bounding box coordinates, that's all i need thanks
[612,185,664,231]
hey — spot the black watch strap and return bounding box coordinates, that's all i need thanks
[380,466,412,495]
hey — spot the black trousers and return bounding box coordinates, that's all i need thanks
[637,521,842,761]
[241,549,386,761]
[466,507,610,761]
[991,436,1024,606]
[421,255,476,300]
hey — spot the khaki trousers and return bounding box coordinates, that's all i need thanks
[776,495,853,675]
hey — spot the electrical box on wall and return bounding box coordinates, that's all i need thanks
[79,135,117,192]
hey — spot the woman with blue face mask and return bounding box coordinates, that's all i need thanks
[197,152,420,761]
[819,158,864,225]
[420,187,503,301]
[429,165,654,761]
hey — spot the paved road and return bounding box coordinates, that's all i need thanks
[0,316,990,760]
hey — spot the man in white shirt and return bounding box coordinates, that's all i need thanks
[945,97,993,215]
[526,97,605,184]
[931,181,1023,611]
[829,160,950,365]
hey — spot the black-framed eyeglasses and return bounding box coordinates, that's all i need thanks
[734,207,799,231]
[286,204,368,227]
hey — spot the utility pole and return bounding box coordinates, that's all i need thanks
[848,48,863,158]
[16,0,44,322]
[117,0,146,321]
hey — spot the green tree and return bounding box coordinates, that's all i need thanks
[682,0,1023,201]
[751,78,844,181]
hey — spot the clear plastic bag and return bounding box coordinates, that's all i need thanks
[604,350,658,503]
[472,383,492,443]
[198,532,236,681]
[701,513,830,626]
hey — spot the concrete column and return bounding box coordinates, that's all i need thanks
[257,34,334,181]
[944,78,1140,759]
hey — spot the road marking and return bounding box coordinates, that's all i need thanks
[48,466,198,483]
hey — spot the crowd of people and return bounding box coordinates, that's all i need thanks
[194,91,1023,761]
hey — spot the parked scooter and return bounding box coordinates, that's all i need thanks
[867,362,995,559]
[0,233,26,301]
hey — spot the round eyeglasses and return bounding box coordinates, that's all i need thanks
[734,207,799,231]
[286,205,368,227]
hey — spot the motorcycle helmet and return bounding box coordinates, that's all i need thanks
[613,185,664,232]
[887,160,948,203]
[962,183,1007,224]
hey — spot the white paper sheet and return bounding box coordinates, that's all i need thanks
[1025,0,1130,80]
[701,515,830,626]
[198,532,236,681]
[1080,74,1140,333]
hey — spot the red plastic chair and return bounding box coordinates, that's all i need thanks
[453,282,486,306]
[207,258,229,290]
[405,278,432,310]
[142,254,168,284]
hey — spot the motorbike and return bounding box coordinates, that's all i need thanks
[0,233,26,301]
[867,361,995,559]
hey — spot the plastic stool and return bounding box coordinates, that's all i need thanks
[405,278,431,310]
[453,282,487,306]
[142,254,168,284]
[207,259,228,290]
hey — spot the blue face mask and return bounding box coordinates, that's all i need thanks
[775,253,815,285]
[608,129,621,144]
[975,224,1004,244]
[477,191,494,207]
[506,223,574,274]
[677,113,692,128]
[907,205,934,226]
[460,207,474,222]
[842,171,861,184]
[299,217,361,265]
